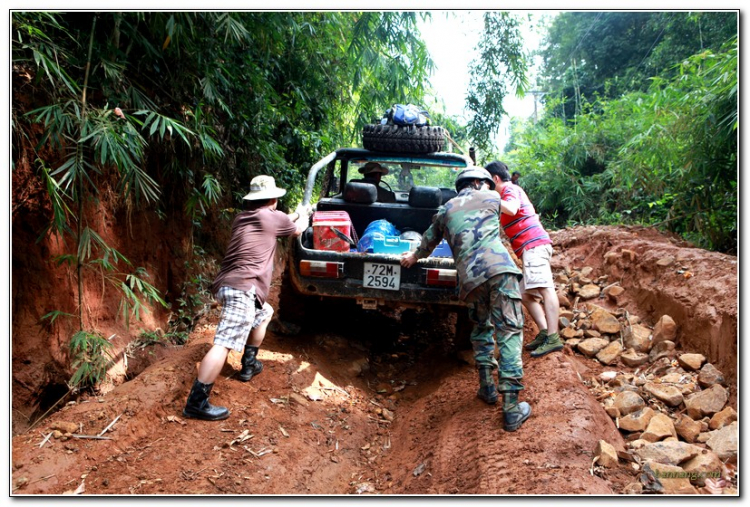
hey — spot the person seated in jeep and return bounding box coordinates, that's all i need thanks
[352,162,397,203]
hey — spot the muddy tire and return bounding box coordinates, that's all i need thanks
[362,124,446,154]
[276,269,314,334]
[454,307,473,351]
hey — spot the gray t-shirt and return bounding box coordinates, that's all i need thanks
[211,207,297,304]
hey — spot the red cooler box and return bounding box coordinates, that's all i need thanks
[312,211,355,252]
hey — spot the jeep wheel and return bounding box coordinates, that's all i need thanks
[454,307,473,351]
[362,124,446,154]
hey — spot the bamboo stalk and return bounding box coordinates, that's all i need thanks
[98,413,122,437]
[71,434,112,440]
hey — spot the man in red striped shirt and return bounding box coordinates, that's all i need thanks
[485,161,563,358]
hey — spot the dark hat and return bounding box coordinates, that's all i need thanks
[359,162,389,176]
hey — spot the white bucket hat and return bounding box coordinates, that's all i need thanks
[242,175,287,201]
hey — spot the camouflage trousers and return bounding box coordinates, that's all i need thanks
[465,273,524,393]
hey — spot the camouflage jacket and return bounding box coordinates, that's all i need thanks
[414,187,522,300]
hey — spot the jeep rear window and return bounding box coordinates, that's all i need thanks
[346,161,461,193]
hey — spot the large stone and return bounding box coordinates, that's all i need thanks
[588,304,622,334]
[652,315,677,344]
[557,292,571,308]
[565,338,582,348]
[678,381,699,396]
[596,340,623,365]
[681,451,724,486]
[685,385,728,419]
[577,337,610,357]
[629,439,650,450]
[49,421,79,434]
[659,372,683,384]
[604,250,619,264]
[595,440,619,468]
[697,363,725,388]
[345,357,370,377]
[559,309,575,321]
[709,406,737,430]
[648,340,676,363]
[614,391,646,416]
[583,329,601,338]
[635,441,703,466]
[677,353,706,371]
[580,266,594,278]
[674,415,702,443]
[619,407,655,432]
[642,413,677,442]
[561,327,584,339]
[643,383,684,407]
[623,482,643,495]
[656,256,675,267]
[621,348,650,367]
[642,462,698,494]
[578,284,601,300]
[706,421,738,463]
[605,285,625,303]
[623,324,653,353]
[625,314,641,326]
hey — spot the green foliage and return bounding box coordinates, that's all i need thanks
[466,12,529,153]
[118,267,168,327]
[68,330,113,389]
[40,310,75,327]
[506,36,737,252]
[167,245,217,339]
[539,11,737,120]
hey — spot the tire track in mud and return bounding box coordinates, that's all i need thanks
[376,349,624,494]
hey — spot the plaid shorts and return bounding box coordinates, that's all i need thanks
[213,286,274,352]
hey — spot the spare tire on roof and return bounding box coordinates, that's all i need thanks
[362,124,446,154]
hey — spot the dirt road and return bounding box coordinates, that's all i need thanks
[10,226,738,496]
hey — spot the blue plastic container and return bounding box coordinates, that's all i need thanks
[429,239,452,258]
[370,236,413,254]
[358,219,400,253]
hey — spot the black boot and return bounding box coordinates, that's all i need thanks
[183,379,230,421]
[476,366,498,405]
[237,345,264,382]
[502,392,531,432]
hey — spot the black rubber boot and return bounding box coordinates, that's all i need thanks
[237,345,264,382]
[503,392,531,432]
[476,367,498,405]
[183,379,230,421]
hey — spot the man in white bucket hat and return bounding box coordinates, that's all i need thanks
[183,175,311,421]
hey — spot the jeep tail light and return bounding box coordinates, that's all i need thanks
[423,268,457,287]
[300,260,344,278]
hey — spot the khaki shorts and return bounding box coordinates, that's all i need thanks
[520,244,554,295]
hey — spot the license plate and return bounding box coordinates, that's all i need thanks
[363,263,401,291]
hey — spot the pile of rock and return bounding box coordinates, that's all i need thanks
[591,358,737,494]
[555,265,680,369]
[555,265,737,495]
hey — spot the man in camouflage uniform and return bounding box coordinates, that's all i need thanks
[400,167,532,431]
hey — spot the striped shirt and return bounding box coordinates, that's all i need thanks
[499,183,551,256]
